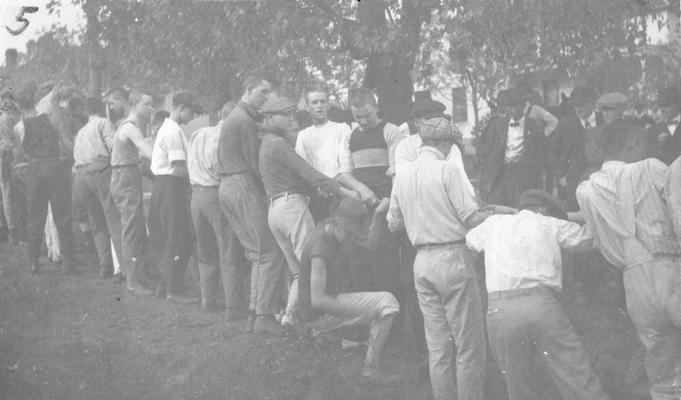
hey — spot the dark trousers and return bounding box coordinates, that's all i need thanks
[400,234,426,352]
[149,175,194,295]
[191,186,247,308]
[218,173,285,316]
[25,159,73,259]
[73,165,123,269]
[110,166,147,276]
[487,287,609,400]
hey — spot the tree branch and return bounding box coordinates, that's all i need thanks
[307,0,357,25]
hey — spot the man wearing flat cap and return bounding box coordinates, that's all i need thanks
[478,87,551,207]
[466,189,610,400]
[388,116,500,400]
[258,94,360,332]
[583,92,628,172]
[647,85,681,164]
[550,83,603,211]
[149,91,201,304]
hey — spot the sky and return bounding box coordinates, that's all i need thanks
[0,0,84,65]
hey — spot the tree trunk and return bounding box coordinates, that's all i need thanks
[357,0,417,126]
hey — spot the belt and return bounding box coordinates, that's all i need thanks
[269,191,307,205]
[111,164,137,169]
[488,286,554,301]
[415,240,465,251]
[192,184,218,189]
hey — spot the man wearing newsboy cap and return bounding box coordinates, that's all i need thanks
[467,189,610,400]
[387,116,508,400]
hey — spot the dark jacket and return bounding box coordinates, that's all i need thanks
[647,121,681,165]
[550,112,603,184]
[478,115,547,201]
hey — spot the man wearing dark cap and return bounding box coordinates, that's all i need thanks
[13,82,76,274]
[299,196,400,386]
[550,83,602,211]
[388,116,498,400]
[647,85,681,164]
[217,75,286,332]
[479,87,549,207]
[259,94,360,332]
[466,189,610,400]
[148,91,200,304]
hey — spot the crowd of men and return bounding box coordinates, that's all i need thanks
[0,73,680,400]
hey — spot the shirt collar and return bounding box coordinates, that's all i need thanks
[602,160,626,170]
[238,101,263,122]
[583,112,596,128]
[419,146,446,160]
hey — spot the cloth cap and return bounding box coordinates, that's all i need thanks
[568,84,597,105]
[419,117,457,140]
[497,88,528,108]
[657,86,681,107]
[333,197,369,238]
[596,92,628,109]
[518,189,567,220]
[261,95,297,115]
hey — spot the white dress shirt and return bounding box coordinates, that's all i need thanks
[504,117,525,163]
[466,210,592,293]
[187,121,221,186]
[388,146,478,245]
[295,120,352,178]
[151,118,188,177]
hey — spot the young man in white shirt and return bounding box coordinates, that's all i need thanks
[296,84,376,221]
[466,189,610,400]
[149,92,200,304]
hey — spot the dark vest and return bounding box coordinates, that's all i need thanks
[349,121,392,198]
[21,114,60,161]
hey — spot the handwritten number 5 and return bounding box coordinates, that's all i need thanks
[6,6,39,36]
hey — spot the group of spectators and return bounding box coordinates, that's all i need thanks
[0,72,680,400]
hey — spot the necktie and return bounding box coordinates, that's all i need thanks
[509,120,520,128]
[583,120,590,130]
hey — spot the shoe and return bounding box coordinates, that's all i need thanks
[167,292,199,305]
[99,265,114,279]
[201,298,223,313]
[225,307,248,321]
[112,272,125,283]
[60,256,77,275]
[358,372,402,387]
[253,315,281,335]
[246,310,256,332]
[29,258,40,274]
[127,281,153,296]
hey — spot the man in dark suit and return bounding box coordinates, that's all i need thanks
[550,84,602,212]
[478,88,548,207]
[647,86,681,165]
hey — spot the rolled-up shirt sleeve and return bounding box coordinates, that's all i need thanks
[528,104,559,137]
[387,184,404,232]
[166,129,187,163]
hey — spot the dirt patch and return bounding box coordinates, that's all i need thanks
[0,243,641,400]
